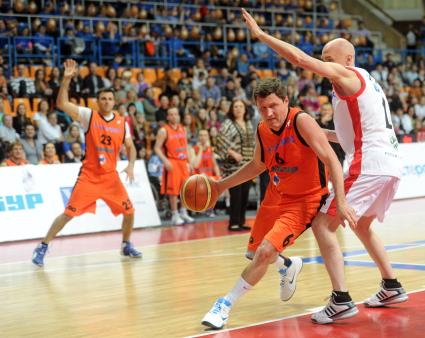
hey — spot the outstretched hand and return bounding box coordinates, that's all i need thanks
[241,8,264,40]
[63,59,78,79]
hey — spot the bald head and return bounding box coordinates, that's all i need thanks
[322,38,355,66]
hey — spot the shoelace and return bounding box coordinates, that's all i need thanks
[211,303,222,315]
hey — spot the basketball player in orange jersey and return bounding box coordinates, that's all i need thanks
[202,78,356,329]
[242,9,407,324]
[154,107,194,225]
[189,129,221,217]
[189,129,220,179]
[32,59,141,267]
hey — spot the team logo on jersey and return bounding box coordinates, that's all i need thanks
[99,154,106,165]
[272,173,280,186]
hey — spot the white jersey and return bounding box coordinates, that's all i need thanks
[331,66,402,178]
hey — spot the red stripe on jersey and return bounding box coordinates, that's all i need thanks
[327,98,363,215]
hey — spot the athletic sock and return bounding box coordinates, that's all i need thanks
[224,277,253,305]
[41,242,48,247]
[332,290,352,303]
[275,255,290,274]
[383,278,402,289]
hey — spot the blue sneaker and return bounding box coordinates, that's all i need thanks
[32,243,48,267]
[121,242,142,258]
[201,297,232,329]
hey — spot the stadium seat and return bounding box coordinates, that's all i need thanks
[32,98,42,113]
[87,98,99,111]
[2,99,12,116]
[13,98,32,117]
[143,68,157,84]
[169,68,182,82]
[257,69,274,79]
[13,65,30,78]
[156,68,165,80]
[29,65,45,79]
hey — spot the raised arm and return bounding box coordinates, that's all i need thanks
[296,113,357,228]
[56,59,81,122]
[217,133,266,195]
[241,9,355,83]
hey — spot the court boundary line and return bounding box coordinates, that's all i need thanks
[185,288,425,338]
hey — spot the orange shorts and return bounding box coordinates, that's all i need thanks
[65,170,134,217]
[247,184,328,255]
[161,159,190,196]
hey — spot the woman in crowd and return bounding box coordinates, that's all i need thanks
[12,103,32,136]
[20,123,44,164]
[39,142,61,164]
[216,99,255,231]
[63,123,85,162]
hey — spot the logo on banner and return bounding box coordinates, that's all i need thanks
[60,187,74,207]
[0,194,43,212]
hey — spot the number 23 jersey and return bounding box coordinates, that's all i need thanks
[332,67,402,178]
[79,108,126,175]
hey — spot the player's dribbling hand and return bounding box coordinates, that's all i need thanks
[241,8,264,40]
[63,59,78,79]
[122,165,135,184]
[336,201,357,230]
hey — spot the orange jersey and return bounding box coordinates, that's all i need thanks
[5,158,28,166]
[257,107,328,197]
[82,111,125,176]
[163,124,188,161]
[193,145,215,176]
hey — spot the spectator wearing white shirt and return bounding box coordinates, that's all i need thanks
[414,96,425,121]
[0,115,20,143]
[401,106,416,134]
[38,111,64,147]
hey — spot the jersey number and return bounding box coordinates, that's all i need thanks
[100,134,112,145]
[382,97,393,130]
[275,152,284,165]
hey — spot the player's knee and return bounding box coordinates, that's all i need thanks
[254,243,277,265]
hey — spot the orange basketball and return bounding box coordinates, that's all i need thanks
[180,174,219,212]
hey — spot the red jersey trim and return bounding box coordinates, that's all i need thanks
[332,67,366,101]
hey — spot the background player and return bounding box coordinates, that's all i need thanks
[189,129,220,179]
[32,59,141,267]
[201,78,356,329]
[242,8,407,324]
[154,107,194,225]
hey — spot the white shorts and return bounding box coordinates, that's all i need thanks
[321,175,400,222]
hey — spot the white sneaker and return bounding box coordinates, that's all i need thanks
[180,209,195,223]
[364,281,408,307]
[171,213,185,225]
[279,256,303,301]
[201,298,232,330]
[311,294,359,324]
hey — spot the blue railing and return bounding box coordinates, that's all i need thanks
[1,36,424,71]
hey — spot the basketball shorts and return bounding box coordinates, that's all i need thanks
[247,185,327,256]
[160,159,190,196]
[321,174,400,222]
[65,170,134,217]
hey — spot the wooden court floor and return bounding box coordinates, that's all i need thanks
[0,198,424,338]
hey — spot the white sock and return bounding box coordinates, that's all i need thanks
[172,210,179,217]
[275,255,288,273]
[224,277,253,305]
[179,207,187,215]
